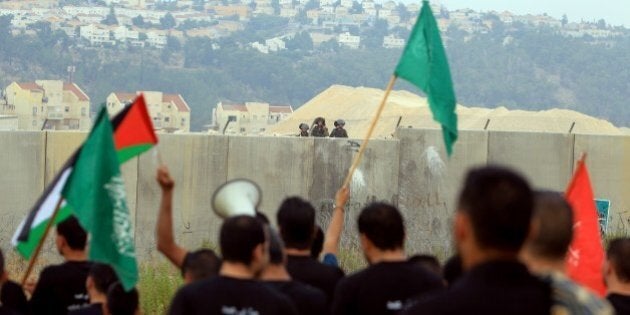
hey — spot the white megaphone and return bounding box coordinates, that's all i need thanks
[211,179,262,219]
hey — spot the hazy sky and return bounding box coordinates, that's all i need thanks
[431,0,630,26]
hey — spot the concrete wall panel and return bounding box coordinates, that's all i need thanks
[135,134,229,258]
[396,128,488,257]
[488,131,574,191]
[309,137,400,250]
[0,131,45,254]
[573,134,630,234]
[226,136,314,220]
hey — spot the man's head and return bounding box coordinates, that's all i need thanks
[56,216,87,256]
[335,119,345,128]
[454,166,533,267]
[605,238,630,291]
[87,263,118,300]
[105,283,139,315]
[220,215,268,275]
[277,197,316,250]
[182,249,222,284]
[520,191,573,272]
[311,226,324,259]
[357,203,405,263]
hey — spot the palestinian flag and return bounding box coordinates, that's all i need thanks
[11,95,157,259]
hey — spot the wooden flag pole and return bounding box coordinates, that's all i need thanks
[21,197,64,286]
[342,75,397,188]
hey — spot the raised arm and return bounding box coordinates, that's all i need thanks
[156,166,187,268]
[323,186,350,256]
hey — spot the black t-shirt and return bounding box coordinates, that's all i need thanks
[68,303,103,315]
[168,276,298,315]
[332,261,444,315]
[29,261,92,315]
[265,280,329,315]
[0,281,27,315]
[286,255,345,305]
[403,260,551,315]
[607,293,630,315]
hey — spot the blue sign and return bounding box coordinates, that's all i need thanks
[595,199,611,235]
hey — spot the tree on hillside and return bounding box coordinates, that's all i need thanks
[561,14,568,27]
[271,0,281,15]
[160,13,177,29]
[102,6,118,25]
[132,15,145,27]
[286,31,313,51]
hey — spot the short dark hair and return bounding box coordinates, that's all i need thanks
[457,166,533,252]
[107,283,139,315]
[311,226,324,259]
[527,191,574,260]
[89,263,118,294]
[182,249,222,281]
[0,249,4,275]
[277,197,316,250]
[607,238,630,282]
[220,215,266,265]
[57,216,87,250]
[268,227,285,265]
[409,254,442,276]
[358,203,405,250]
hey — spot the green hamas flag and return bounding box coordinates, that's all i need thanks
[394,0,458,156]
[62,107,138,291]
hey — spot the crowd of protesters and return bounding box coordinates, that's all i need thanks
[1,165,629,315]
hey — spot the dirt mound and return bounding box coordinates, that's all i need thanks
[267,85,622,138]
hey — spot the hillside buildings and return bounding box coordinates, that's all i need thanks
[106,91,191,133]
[0,80,91,131]
[214,101,293,135]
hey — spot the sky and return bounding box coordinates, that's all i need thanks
[427,0,630,27]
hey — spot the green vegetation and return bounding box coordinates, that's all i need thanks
[0,15,628,131]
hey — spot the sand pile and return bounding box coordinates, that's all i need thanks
[266,85,623,138]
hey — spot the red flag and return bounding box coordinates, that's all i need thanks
[565,157,606,296]
[112,94,159,163]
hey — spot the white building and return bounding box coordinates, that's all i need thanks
[382,34,404,48]
[79,24,115,45]
[338,32,360,49]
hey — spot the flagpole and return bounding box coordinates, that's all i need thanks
[342,75,397,188]
[21,197,64,286]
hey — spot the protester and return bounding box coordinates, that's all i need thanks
[156,166,221,283]
[69,263,118,315]
[104,283,139,315]
[408,254,442,278]
[321,187,350,267]
[168,215,297,315]
[262,228,329,315]
[404,166,552,314]
[605,238,630,314]
[29,216,92,315]
[0,249,27,315]
[333,203,444,315]
[299,123,310,137]
[330,119,348,138]
[311,117,329,137]
[277,197,345,305]
[520,191,613,314]
[442,255,463,288]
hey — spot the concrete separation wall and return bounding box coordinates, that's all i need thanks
[0,130,628,263]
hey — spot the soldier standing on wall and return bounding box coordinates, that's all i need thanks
[311,117,329,137]
[299,123,310,137]
[330,119,348,138]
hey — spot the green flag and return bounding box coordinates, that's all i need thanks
[394,0,458,156]
[62,107,138,290]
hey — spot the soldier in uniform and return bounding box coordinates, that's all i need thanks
[311,117,329,137]
[330,119,348,138]
[299,123,310,137]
